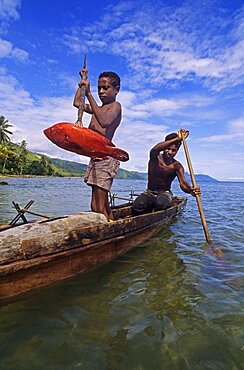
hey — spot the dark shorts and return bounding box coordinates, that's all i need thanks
[84,157,120,192]
[132,189,173,215]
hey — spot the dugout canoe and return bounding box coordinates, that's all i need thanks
[0,196,186,299]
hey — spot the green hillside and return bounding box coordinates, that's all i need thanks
[49,158,87,176]
[117,168,147,179]
[1,143,85,177]
[1,142,218,181]
[184,173,218,183]
[45,156,218,181]
[47,157,147,179]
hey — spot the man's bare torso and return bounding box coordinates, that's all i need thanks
[147,154,179,191]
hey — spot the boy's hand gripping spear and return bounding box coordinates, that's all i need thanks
[76,54,87,126]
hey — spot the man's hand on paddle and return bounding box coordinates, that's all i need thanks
[178,128,189,140]
[178,128,201,198]
[190,186,201,197]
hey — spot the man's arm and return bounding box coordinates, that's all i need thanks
[150,135,182,159]
[176,164,200,196]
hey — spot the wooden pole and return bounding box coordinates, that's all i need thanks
[76,54,87,126]
[10,200,34,225]
[18,208,51,219]
[179,130,212,244]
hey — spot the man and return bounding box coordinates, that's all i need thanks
[132,130,200,215]
[73,69,122,221]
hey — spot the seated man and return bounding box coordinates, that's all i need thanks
[132,130,200,215]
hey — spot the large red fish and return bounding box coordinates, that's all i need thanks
[43,122,129,162]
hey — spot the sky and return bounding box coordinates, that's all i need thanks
[0,0,243,181]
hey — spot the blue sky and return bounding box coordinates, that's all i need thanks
[0,0,243,181]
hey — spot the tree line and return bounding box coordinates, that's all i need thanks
[0,116,55,176]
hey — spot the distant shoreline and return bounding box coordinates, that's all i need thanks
[0,174,83,179]
[0,174,243,183]
[0,175,56,179]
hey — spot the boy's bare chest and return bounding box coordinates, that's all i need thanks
[90,105,110,123]
[89,106,109,129]
[89,118,105,136]
[89,104,119,140]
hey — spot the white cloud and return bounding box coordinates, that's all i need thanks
[0,66,242,180]
[0,38,28,61]
[0,68,185,173]
[120,91,213,123]
[0,38,11,56]
[0,1,28,63]
[230,117,244,133]
[199,117,244,145]
[0,0,243,181]
[0,69,79,157]
[113,120,169,172]
[63,1,244,91]
[0,0,21,20]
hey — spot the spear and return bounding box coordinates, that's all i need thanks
[76,54,87,126]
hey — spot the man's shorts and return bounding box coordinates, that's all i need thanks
[132,189,174,214]
[84,157,120,192]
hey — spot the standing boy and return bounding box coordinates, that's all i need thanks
[132,130,200,215]
[73,69,122,221]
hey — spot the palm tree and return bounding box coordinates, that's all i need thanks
[0,143,15,173]
[0,116,13,144]
[18,139,28,175]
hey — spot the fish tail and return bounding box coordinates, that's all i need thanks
[111,147,129,162]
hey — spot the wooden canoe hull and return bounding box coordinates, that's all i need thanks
[0,197,186,299]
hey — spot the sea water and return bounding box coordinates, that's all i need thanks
[0,177,243,370]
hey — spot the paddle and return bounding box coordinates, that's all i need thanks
[178,129,223,257]
[76,54,87,126]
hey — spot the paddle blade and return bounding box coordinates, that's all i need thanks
[208,242,224,258]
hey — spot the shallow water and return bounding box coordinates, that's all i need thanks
[0,178,243,369]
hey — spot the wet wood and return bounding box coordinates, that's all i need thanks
[0,197,186,299]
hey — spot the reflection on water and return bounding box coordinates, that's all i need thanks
[0,178,243,369]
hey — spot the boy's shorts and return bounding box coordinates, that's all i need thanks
[84,157,120,192]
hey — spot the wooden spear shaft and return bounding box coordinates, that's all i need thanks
[180,130,212,244]
[76,54,87,126]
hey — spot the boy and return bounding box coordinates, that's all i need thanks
[132,130,200,215]
[73,69,122,221]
